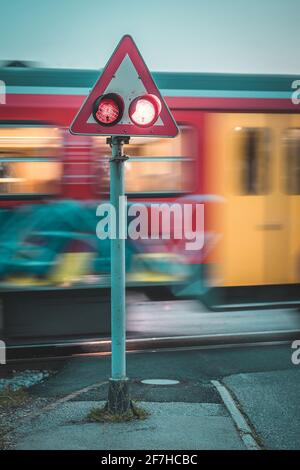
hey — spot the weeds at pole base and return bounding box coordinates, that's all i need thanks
[87,401,150,423]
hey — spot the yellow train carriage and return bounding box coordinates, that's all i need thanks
[206,112,300,307]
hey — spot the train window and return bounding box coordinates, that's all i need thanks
[283,129,300,195]
[235,127,270,195]
[92,126,195,195]
[0,127,62,196]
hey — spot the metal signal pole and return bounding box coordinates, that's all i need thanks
[107,135,130,414]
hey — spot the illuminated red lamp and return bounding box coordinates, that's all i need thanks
[93,93,124,126]
[129,94,162,127]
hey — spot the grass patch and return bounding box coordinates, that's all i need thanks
[0,430,5,448]
[0,426,9,450]
[0,386,28,409]
[0,387,29,449]
[87,402,150,423]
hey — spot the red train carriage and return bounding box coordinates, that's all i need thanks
[0,64,300,342]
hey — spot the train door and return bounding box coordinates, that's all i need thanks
[283,115,300,284]
[263,115,289,285]
[207,113,293,287]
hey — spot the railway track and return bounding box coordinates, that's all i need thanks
[6,328,300,363]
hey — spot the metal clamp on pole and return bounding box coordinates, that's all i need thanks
[107,135,131,414]
[107,136,130,162]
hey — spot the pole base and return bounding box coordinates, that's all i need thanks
[107,378,131,415]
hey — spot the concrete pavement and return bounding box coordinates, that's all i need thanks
[127,300,300,338]
[15,401,246,450]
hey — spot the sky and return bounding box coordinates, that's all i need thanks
[0,0,299,74]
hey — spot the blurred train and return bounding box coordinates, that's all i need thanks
[0,61,300,323]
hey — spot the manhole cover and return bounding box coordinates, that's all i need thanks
[141,379,179,385]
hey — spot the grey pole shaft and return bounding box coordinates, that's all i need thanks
[107,136,130,414]
[110,136,127,380]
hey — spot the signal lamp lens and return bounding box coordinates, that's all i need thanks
[93,93,124,126]
[129,94,162,127]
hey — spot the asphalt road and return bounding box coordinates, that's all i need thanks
[224,369,300,450]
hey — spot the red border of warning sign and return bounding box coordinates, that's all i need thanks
[69,35,179,138]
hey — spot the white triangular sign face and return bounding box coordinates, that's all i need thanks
[70,35,178,138]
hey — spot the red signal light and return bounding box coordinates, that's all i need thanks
[93,93,124,126]
[129,94,162,127]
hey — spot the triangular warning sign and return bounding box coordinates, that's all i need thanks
[70,35,178,138]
